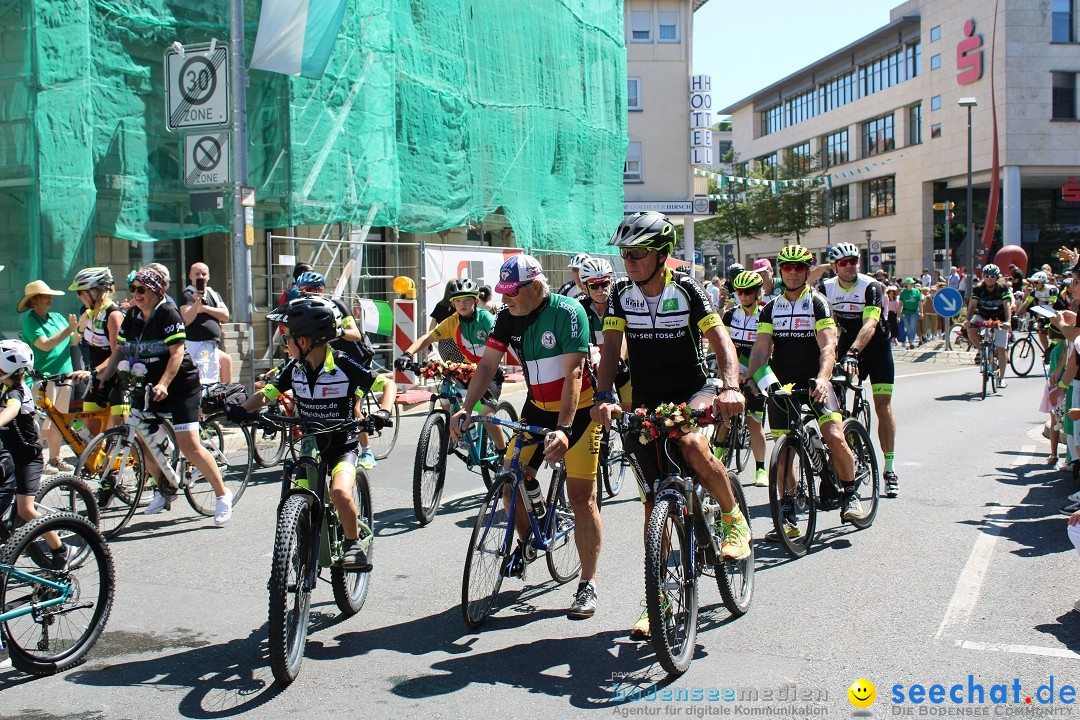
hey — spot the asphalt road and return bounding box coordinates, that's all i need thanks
[3,360,1079,720]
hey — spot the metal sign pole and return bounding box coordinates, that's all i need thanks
[230,0,253,386]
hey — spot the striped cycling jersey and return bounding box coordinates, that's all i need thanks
[486,293,592,412]
[429,308,495,363]
[822,273,889,350]
[722,303,761,373]
[1024,284,1063,309]
[82,302,122,367]
[604,268,722,407]
[971,282,1013,320]
[757,285,836,384]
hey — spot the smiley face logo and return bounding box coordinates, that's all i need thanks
[848,678,876,708]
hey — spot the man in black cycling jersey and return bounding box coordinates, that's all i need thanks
[822,242,899,497]
[746,244,863,539]
[230,296,396,571]
[591,211,750,640]
[451,254,603,619]
[964,263,1013,388]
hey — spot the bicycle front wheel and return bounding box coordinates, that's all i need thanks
[366,392,400,460]
[462,478,512,629]
[75,427,145,539]
[185,419,253,516]
[857,398,873,435]
[331,469,373,615]
[252,402,288,467]
[602,427,627,499]
[844,419,880,529]
[729,415,752,475]
[0,512,114,676]
[545,465,580,583]
[268,494,313,686]
[644,496,698,676]
[767,434,817,558]
[32,475,101,567]
[1009,336,1036,378]
[715,481,754,617]
[412,412,448,526]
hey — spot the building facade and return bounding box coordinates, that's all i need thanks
[720,0,1080,277]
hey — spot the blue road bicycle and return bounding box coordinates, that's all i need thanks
[461,415,578,628]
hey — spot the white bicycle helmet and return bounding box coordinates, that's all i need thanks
[69,267,114,292]
[982,263,1001,278]
[579,257,614,284]
[826,243,860,264]
[0,339,34,376]
[568,253,591,269]
[1030,271,1048,283]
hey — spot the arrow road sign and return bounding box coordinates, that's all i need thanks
[184,132,231,187]
[933,287,964,318]
[165,43,230,131]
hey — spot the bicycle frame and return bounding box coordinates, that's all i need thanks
[0,564,72,625]
[33,374,111,462]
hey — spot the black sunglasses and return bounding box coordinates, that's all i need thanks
[128,285,147,294]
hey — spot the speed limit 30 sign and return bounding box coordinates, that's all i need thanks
[165,42,230,132]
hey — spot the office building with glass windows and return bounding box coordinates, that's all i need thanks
[720,0,1080,276]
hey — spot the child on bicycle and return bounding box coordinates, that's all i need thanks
[0,339,68,567]
[229,296,396,571]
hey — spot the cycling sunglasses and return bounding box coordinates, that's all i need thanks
[128,285,148,294]
[835,257,858,268]
[736,288,759,297]
[620,247,651,260]
[587,280,611,290]
[503,281,533,298]
[779,262,810,273]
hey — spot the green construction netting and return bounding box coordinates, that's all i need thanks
[0,0,626,311]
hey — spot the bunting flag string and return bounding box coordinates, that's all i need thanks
[693,150,905,192]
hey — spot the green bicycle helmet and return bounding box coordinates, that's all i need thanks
[732,271,764,291]
[608,211,677,255]
[776,244,814,266]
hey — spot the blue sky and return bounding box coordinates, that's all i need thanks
[693,0,900,112]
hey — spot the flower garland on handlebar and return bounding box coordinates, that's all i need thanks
[631,402,715,445]
[418,359,477,384]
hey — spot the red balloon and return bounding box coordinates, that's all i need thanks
[994,246,1028,276]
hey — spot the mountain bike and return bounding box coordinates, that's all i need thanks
[74,381,253,538]
[31,371,113,464]
[973,321,1002,398]
[404,360,517,525]
[1009,316,1046,378]
[253,413,381,685]
[461,415,579,629]
[0,511,114,675]
[615,405,753,676]
[766,381,879,559]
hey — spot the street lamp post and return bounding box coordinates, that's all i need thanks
[959,97,978,302]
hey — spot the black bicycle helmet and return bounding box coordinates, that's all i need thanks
[608,211,677,254]
[267,296,341,345]
[446,278,480,300]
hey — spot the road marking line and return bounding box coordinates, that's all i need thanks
[957,640,1080,660]
[895,367,972,379]
[935,513,1004,640]
[1012,444,1038,466]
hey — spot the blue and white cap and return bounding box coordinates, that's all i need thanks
[495,254,544,294]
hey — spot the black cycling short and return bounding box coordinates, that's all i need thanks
[133,385,202,431]
[83,375,124,413]
[10,454,43,497]
[766,381,842,438]
[846,341,895,396]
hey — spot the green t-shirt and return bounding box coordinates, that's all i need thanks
[20,310,73,376]
[899,288,922,314]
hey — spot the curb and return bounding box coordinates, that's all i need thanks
[893,339,976,365]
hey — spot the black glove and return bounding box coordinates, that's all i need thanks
[369,408,393,429]
[226,404,251,424]
[394,353,413,372]
[842,350,860,374]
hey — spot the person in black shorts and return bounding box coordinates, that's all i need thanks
[0,339,68,567]
[70,267,125,434]
[95,268,234,525]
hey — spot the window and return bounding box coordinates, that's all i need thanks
[630,11,651,42]
[658,11,679,42]
[824,129,849,167]
[624,141,642,182]
[862,114,895,157]
[715,140,732,159]
[756,153,777,179]
[818,70,858,113]
[627,77,642,110]
[1053,72,1077,119]
[906,42,922,78]
[930,25,941,42]
[1053,0,1074,42]
[928,95,940,111]
[789,142,812,172]
[859,42,919,97]
[865,176,896,217]
[909,104,922,145]
[930,53,941,70]
[930,123,942,138]
[829,186,850,222]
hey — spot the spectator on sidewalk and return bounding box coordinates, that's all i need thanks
[920,268,932,287]
[885,286,901,344]
[900,278,923,350]
[17,280,77,474]
[948,266,961,291]
[180,262,233,384]
[706,276,722,311]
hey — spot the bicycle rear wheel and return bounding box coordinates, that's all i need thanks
[0,512,114,676]
[462,478,512,629]
[602,427,627,499]
[644,496,697,676]
[767,434,817,558]
[75,427,145,539]
[331,469,373,615]
[857,397,873,435]
[268,494,313,685]
[365,392,400,460]
[185,419,253,516]
[480,402,517,489]
[726,415,751,475]
[1009,336,1036,378]
[545,465,580,583]
[412,412,448,525]
[844,419,879,529]
[32,475,101,567]
[252,401,287,467]
[715,481,754,617]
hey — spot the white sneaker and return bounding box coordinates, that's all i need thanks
[1074,599,1080,613]
[145,491,168,515]
[214,489,233,526]
[1068,490,1080,503]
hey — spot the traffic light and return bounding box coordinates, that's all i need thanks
[932,202,956,211]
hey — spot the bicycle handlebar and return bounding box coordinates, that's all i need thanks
[254,413,388,434]
[472,414,553,437]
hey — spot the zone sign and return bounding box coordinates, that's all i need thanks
[165,42,230,131]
